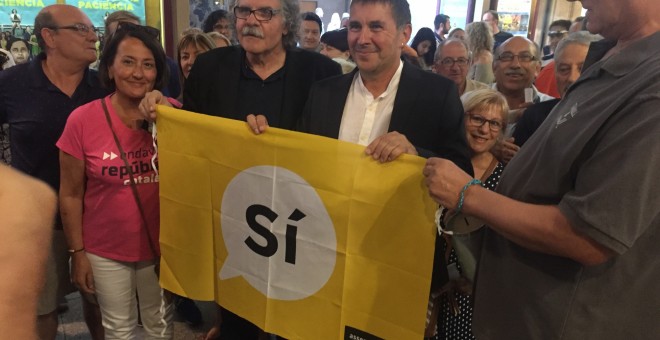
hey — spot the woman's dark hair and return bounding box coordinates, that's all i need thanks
[410,27,436,66]
[98,28,169,92]
[202,9,229,33]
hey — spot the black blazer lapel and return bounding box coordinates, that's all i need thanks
[323,70,356,138]
[219,48,242,118]
[389,62,422,132]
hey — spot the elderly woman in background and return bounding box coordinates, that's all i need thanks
[465,21,494,84]
[434,88,508,340]
[319,28,355,74]
[58,24,177,339]
[410,27,436,71]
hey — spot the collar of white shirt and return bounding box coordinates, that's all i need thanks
[338,60,404,145]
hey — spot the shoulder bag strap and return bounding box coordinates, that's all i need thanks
[101,98,159,259]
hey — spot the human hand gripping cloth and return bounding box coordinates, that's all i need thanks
[156,105,437,339]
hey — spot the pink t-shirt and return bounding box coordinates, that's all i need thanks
[57,95,177,262]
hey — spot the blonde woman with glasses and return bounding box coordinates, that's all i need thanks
[434,88,508,340]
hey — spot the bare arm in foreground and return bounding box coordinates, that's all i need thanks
[0,165,56,338]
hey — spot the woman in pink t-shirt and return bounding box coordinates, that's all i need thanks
[58,24,177,338]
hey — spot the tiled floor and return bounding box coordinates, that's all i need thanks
[56,293,216,339]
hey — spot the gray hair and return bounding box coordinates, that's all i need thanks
[230,0,300,49]
[554,31,602,60]
[434,38,470,63]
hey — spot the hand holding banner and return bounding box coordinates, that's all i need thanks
[156,106,437,339]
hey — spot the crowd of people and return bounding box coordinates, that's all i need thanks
[1,0,658,339]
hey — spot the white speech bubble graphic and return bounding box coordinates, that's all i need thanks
[220,166,336,300]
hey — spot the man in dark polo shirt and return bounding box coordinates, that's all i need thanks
[424,0,660,338]
[0,4,107,339]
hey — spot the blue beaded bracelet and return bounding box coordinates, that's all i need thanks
[456,179,482,213]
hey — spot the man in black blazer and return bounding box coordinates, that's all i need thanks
[300,0,471,173]
[297,0,472,299]
[302,62,471,169]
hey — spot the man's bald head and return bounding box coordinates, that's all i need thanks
[35,5,88,51]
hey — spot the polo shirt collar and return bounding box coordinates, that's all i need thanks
[28,53,52,90]
[28,52,96,91]
[590,31,660,77]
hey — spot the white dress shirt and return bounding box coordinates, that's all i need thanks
[338,61,404,145]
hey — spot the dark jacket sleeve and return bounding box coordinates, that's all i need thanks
[512,99,559,147]
[430,77,473,176]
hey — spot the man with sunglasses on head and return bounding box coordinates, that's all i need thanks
[542,19,572,65]
[0,5,109,340]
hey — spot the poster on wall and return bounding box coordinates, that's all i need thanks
[0,0,58,27]
[65,0,146,28]
[497,0,532,36]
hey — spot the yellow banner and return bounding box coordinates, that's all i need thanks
[157,106,437,339]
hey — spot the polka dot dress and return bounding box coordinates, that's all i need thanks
[436,163,503,340]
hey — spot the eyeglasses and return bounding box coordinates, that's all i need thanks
[234,7,281,22]
[466,113,503,132]
[496,52,536,63]
[47,23,98,36]
[438,57,469,67]
[115,22,160,41]
[548,30,568,38]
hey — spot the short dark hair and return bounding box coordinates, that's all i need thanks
[434,14,450,31]
[202,9,229,33]
[549,19,572,31]
[350,0,411,29]
[98,28,169,91]
[34,9,57,51]
[301,12,322,33]
[484,10,499,22]
[321,29,348,52]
